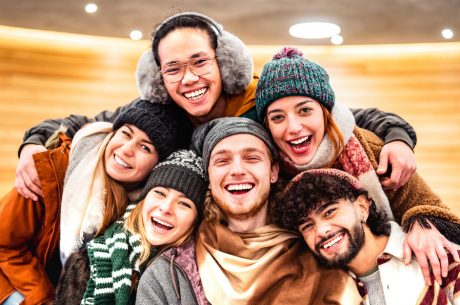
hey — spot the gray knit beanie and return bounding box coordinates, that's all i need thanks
[112,100,192,161]
[140,149,207,219]
[256,47,335,121]
[191,117,279,173]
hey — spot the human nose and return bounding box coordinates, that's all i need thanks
[287,114,303,135]
[159,198,174,215]
[181,64,199,85]
[229,157,245,176]
[315,220,332,238]
[120,140,136,156]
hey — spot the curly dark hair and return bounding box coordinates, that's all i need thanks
[269,172,390,236]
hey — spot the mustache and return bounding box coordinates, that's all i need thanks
[315,229,345,251]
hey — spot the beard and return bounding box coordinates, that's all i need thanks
[312,222,365,269]
[212,189,269,221]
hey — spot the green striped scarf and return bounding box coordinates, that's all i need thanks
[81,204,142,305]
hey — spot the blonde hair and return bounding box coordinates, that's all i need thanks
[203,190,225,224]
[96,142,129,236]
[124,195,198,265]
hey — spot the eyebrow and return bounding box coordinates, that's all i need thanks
[266,100,312,116]
[163,51,211,66]
[210,147,266,159]
[124,125,154,146]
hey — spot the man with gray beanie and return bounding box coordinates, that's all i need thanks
[136,117,362,305]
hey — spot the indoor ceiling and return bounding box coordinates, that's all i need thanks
[0,0,459,45]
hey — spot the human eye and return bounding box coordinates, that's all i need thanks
[213,158,229,166]
[323,206,338,218]
[300,222,313,232]
[268,113,284,123]
[153,188,166,198]
[139,144,152,154]
[163,64,181,75]
[192,57,210,67]
[245,154,262,163]
[299,106,312,115]
[178,200,193,209]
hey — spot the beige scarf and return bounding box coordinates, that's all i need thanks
[60,122,113,264]
[196,221,362,305]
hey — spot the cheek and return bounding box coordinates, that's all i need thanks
[302,232,315,249]
[136,154,158,177]
[268,123,286,145]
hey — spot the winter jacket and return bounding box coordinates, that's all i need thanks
[0,134,71,305]
[18,74,417,156]
[136,239,208,305]
[353,127,460,240]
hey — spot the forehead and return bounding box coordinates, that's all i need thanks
[158,27,214,63]
[267,96,321,112]
[211,134,270,157]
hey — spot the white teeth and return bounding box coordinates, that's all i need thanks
[226,183,253,191]
[114,155,130,168]
[152,217,174,229]
[290,136,309,145]
[322,234,343,249]
[184,88,207,100]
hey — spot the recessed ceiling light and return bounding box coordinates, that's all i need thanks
[442,28,454,39]
[289,22,341,39]
[85,3,98,14]
[331,35,343,45]
[130,30,143,40]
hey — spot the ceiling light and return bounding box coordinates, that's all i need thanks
[85,3,98,14]
[289,22,341,39]
[331,35,343,45]
[442,28,454,39]
[130,30,143,40]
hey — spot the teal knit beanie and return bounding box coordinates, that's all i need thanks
[256,47,335,121]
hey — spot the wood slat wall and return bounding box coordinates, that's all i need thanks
[1,26,459,215]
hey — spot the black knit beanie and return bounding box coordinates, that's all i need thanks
[140,149,208,219]
[113,100,192,161]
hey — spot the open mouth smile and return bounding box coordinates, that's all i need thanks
[114,155,132,169]
[151,217,174,232]
[184,88,207,101]
[225,183,254,195]
[287,136,311,153]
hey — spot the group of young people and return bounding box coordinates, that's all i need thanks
[1,11,459,305]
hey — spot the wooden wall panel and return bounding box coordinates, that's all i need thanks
[1,26,459,216]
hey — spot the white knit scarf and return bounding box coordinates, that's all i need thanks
[60,122,114,264]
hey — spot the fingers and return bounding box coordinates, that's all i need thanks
[414,251,432,286]
[376,150,389,175]
[15,169,42,201]
[402,239,412,265]
[15,144,46,200]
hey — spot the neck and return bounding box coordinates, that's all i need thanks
[226,203,268,233]
[347,226,388,276]
[189,95,227,126]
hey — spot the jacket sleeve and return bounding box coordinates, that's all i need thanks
[0,190,55,305]
[18,98,140,156]
[136,262,171,305]
[355,127,460,234]
[54,249,90,305]
[351,107,417,149]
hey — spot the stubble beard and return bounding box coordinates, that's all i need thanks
[211,189,269,221]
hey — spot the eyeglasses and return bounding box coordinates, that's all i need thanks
[160,57,216,83]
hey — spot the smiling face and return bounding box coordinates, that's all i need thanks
[299,198,366,268]
[104,124,159,184]
[266,96,325,165]
[142,186,198,246]
[208,134,279,223]
[158,27,223,118]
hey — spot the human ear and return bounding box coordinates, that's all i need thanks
[270,163,279,183]
[355,195,370,222]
